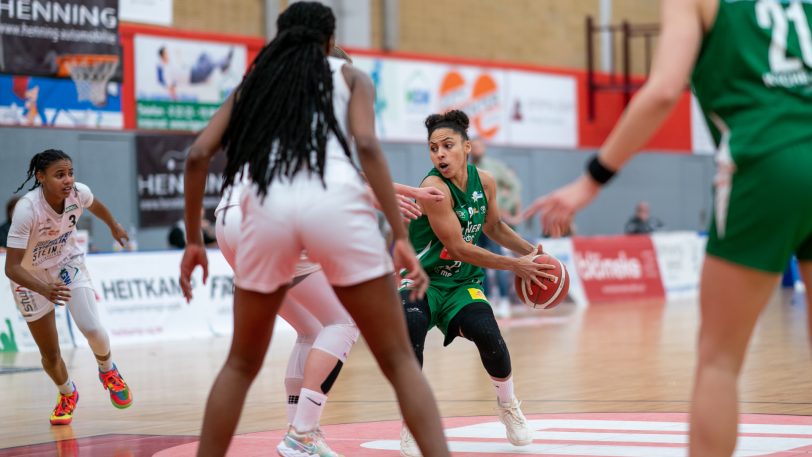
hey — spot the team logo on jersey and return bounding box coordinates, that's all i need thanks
[471,191,484,202]
[455,208,470,222]
[64,204,78,213]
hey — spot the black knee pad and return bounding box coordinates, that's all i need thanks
[320,360,343,394]
[401,290,431,367]
[455,303,512,378]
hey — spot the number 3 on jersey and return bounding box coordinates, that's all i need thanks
[756,0,812,71]
[68,214,76,228]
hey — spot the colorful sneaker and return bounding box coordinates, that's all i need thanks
[98,365,132,409]
[496,397,532,446]
[399,425,422,457]
[276,426,344,457]
[49,383,79,425]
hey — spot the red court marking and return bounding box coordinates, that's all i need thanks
[154,413,812,457]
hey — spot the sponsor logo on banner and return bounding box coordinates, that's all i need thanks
[74,251,229,345]
[404,71,430,113]
[439,71,501,140]
[136,133,225,227]
[572,235,665,303]
[652,231,705,298]
[352,55,575,147]
[0,0,120,78]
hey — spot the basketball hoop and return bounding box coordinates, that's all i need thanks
[56,54,119,108]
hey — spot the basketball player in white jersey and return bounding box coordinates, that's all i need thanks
[209,173,441,457]
[4,149,133,425]
[179,3,449,456]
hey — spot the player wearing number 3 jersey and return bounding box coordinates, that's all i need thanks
[4,149,133,426]
[528,0,812,455]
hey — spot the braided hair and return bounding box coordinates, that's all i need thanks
[15,149,72,193]
[220,1,351,200]
[425,110,470,141]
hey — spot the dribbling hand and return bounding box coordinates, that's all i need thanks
[392,238,428,301]
[180,243,208,303]
[513,247,556,291]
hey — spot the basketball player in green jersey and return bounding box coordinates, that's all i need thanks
[398,110,554,456]
[527,0,812,455]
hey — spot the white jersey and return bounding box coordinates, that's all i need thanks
[6,183,94,271]
[321,56,356,184]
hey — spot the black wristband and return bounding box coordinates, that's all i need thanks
[586,154,616,185]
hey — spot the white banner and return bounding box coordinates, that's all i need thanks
[352,56,577,148]
[504,70,578,148]
[77,250,226,346]
[651,231,706,299]
[536,238,588,307]
[120,0,173,26]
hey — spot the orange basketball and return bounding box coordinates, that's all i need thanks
[514,253,570,309]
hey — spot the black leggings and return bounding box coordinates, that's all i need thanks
[401,291,512,378]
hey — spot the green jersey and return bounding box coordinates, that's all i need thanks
[409,164,488,286]
[691,0,812,165]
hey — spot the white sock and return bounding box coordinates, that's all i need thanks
[292,388,327,434]
[492,377,515,405]
[96,356,113,372]
[57,380,75,395]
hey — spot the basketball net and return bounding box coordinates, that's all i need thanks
[57,55,119,108]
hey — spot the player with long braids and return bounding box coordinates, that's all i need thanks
[179,3,450,456]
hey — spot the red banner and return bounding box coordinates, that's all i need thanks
[572,235,665,303]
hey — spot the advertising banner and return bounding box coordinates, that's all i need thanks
[135,133,225,227]
[74,251,219,345]
[134,34,246,131]
[0,0,120,77]
[651,232,705,299]
[572,235,666,303]
[0,74,122,128]
[352,56,577,148]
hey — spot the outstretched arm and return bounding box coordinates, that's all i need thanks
[87,198,128,248]
[529,0,704,235]
[180,93,234,301]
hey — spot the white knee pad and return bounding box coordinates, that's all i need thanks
[312,323,359,362]
[67,287,110,356]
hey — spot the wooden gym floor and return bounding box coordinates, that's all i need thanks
[2,289,811,456]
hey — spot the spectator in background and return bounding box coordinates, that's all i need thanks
[0,196,21,250]
[624,201,663,235]
[470,137,522,317]
[168,208,216,249]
